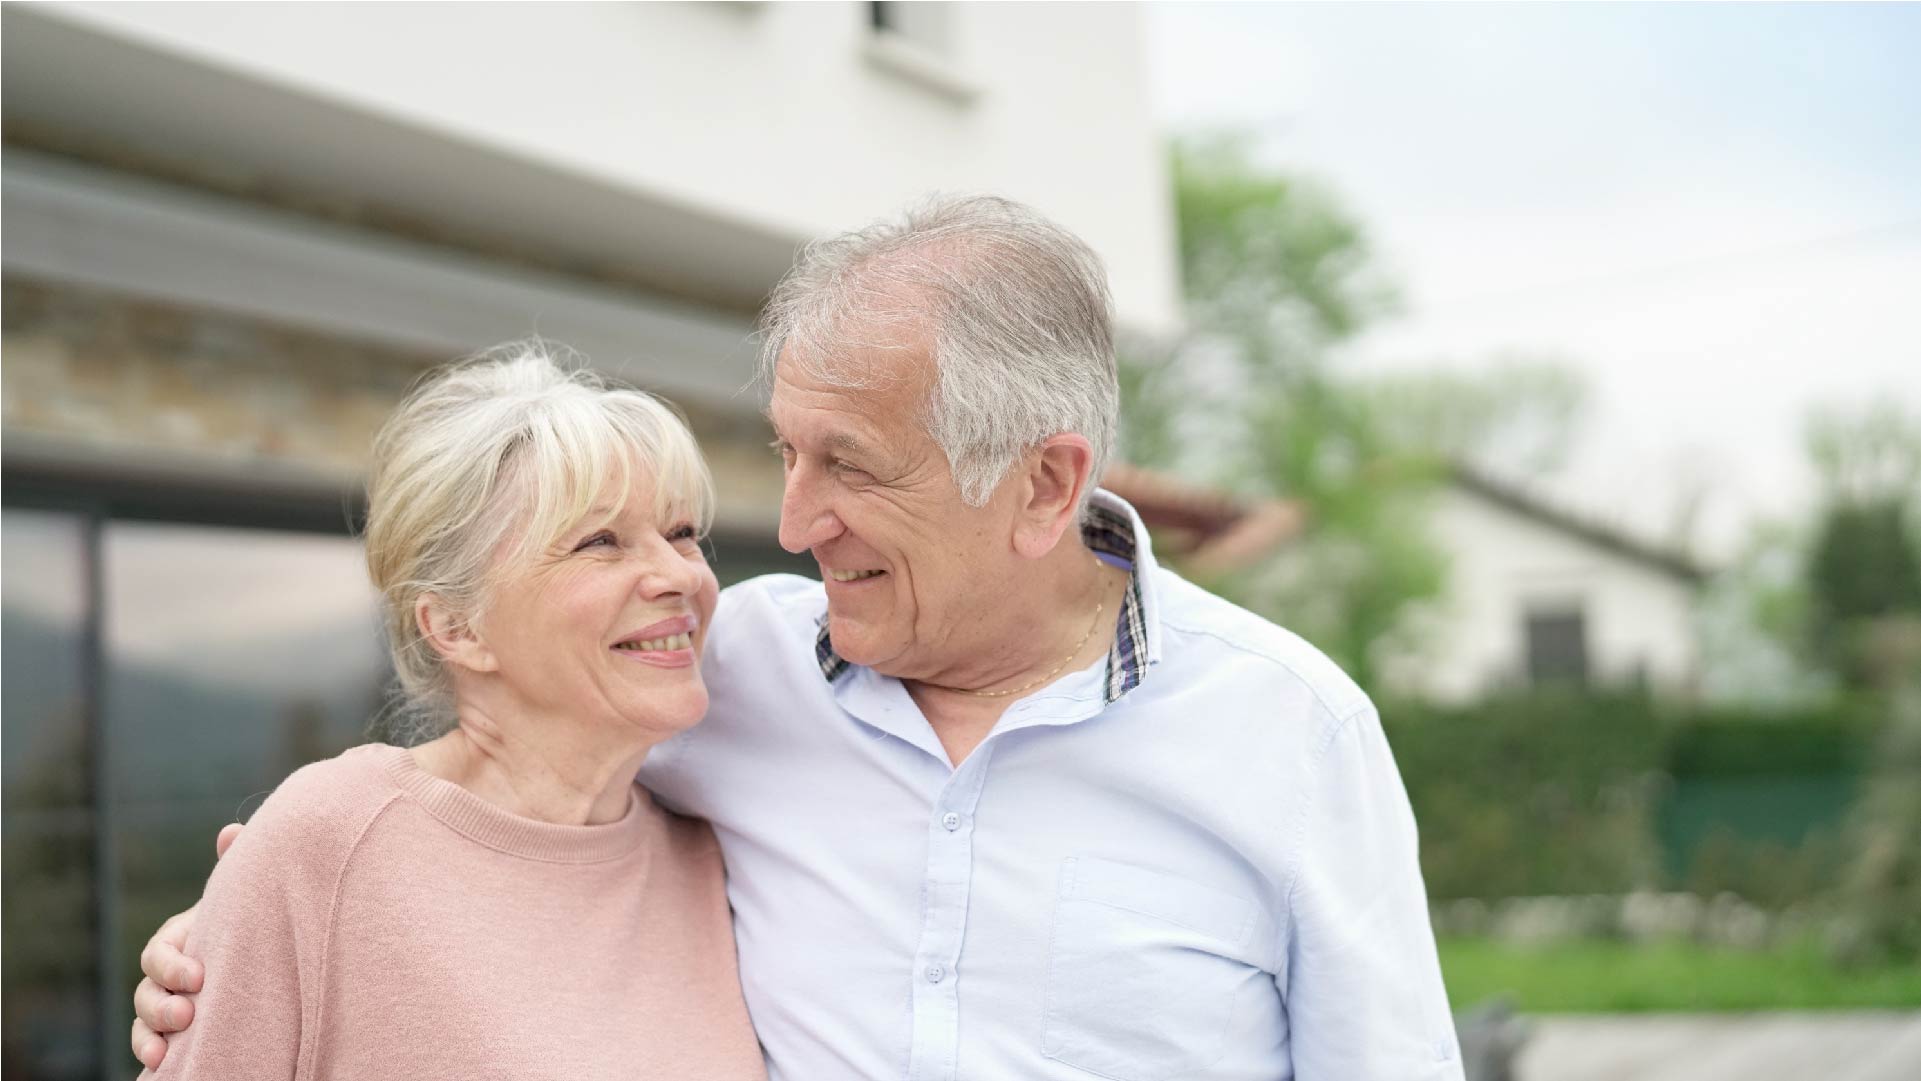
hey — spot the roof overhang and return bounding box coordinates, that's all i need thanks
[1,3,802,312]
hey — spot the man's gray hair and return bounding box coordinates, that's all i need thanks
[759,194,1118,512]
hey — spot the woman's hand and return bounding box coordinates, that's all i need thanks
[130,823,242,1070]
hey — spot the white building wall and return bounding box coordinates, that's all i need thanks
[22,1,1180,331]
[1388,486,1701,702]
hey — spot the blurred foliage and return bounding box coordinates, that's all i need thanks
[1807,499,1921,684]
[1806,398,1921,507]
[1665,703,1880,775]
[1695,520,1836,706]
[1384,690,1884,906]
[1360,359,1588,477]
[1832,680,1921,965]
[1710,399,1921,696]
[1386,691,1666,901]
[1170,133,1394,363]
[1129,133,1585,691]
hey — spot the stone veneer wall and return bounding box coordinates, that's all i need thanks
[2,277,786,530]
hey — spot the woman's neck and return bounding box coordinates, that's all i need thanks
[408,717,655,826]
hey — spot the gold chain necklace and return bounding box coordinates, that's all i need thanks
[940,558,1110,699]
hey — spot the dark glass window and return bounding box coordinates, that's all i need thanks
[1525,606,1590,686]
[1,488,795,1079]
[100,522,386,1053]
[869,0,953,55]
[2,508,101,1081]
[1,503,390,1079]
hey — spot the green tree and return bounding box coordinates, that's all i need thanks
[1802,400,1921,690]
[1124,133,1584,689]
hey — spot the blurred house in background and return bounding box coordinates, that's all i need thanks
[1108,463,1704,702]
[0,5,1176,1078]
[1390,468,1705,703]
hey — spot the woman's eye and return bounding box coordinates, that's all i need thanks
[574,531,617,552]
[666,524,701,544]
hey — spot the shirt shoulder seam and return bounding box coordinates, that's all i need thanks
[1277,702,1375,972]
[1157,616,1367,721]
[298,790,406,1081]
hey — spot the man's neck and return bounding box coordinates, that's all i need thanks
[409,713,656,826]
[903,542,1126,765]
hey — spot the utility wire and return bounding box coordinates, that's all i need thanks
[1413,215,1921,314]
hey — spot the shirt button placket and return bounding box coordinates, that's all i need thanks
[905,745,995,1081]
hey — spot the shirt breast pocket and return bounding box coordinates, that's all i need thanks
[1042,856,1260,1081]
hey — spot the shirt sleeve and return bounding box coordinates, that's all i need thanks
[1280,704,1464,1081]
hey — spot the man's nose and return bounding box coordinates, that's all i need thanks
[778,463,842,554]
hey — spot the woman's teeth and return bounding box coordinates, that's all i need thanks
[614,632,692,652]
[829,569,884,582]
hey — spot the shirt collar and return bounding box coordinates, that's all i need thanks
[813,488,1162,705]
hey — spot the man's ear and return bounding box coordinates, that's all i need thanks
[416,594,499,674]
[1011,433,1095,560]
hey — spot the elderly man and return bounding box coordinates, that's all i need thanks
[134,196,1461,1080]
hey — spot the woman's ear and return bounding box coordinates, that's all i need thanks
[416,593,499,674]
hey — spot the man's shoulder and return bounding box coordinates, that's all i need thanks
[707,573,826,666]
[1150,567,1372,724]
[716,573,825,629]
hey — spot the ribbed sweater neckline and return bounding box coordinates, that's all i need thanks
[370,743,656,865]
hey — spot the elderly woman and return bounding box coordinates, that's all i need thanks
[140,347,765,1079]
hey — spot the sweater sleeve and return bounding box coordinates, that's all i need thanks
[145,752,397,1081]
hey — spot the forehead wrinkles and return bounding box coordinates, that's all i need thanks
[783,264,941,387]
[773,337,930,437]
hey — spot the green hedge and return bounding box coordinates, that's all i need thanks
[1666,705,1879,777]
[1382,691,1878,904]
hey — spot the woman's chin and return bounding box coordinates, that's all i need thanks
[643,685,711,733]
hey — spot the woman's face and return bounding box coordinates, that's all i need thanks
[472,472,720,739]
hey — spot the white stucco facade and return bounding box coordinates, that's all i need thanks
[3,1,1180,532]
[1384,482,1703,703]
[5,1,1179,330]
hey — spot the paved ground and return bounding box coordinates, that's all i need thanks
[1517,1012,1921,1081]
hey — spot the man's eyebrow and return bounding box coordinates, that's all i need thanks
[762,417,872,458]
[824,432,871,457]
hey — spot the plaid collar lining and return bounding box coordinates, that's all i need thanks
[813,501,1149,704]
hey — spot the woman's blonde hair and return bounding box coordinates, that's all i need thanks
[364,341,714,742]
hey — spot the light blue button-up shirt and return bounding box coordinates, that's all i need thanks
[641,491,1462,1081]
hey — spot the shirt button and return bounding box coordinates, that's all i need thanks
[926,965,945,983]
[941,812,962,831]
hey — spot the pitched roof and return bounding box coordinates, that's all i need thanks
[1101,461,1706,584]
[1448,464,1707,583]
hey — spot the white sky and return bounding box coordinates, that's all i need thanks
[1147,2,1921,561]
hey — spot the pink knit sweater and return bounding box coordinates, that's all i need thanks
[145,743,766,1080]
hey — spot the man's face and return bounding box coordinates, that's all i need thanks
[769,337,1017,679]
